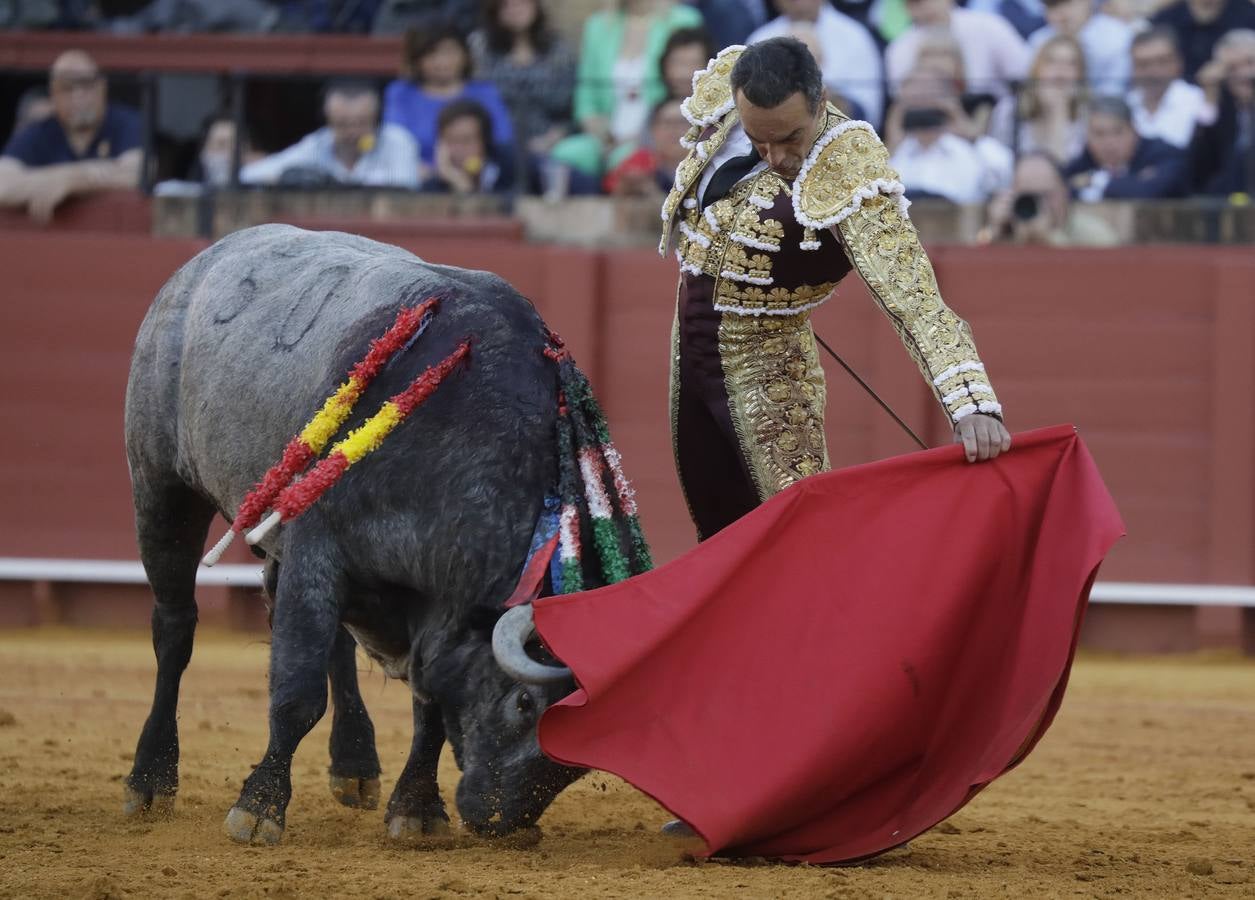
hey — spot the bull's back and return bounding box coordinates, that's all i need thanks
[127,224,551,519]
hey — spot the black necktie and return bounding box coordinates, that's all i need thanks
[701,147,762,209]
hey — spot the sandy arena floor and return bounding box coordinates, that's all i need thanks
[0,629,1252,899]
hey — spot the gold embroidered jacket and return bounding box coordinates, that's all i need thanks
[660,46,1003,425]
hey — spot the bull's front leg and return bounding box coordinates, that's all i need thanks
[384,696,450,839]
[327,626,382,809]
[224,533,345,845]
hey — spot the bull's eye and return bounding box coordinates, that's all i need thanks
[516,690,535,715]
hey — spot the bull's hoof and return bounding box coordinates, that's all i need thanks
[122,783,176,818]
[224,806,284,846]
[386,813,452,840]
[330,775,380,810]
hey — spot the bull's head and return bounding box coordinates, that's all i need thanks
[415,604,581,836]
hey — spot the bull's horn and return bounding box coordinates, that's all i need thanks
[491,605,572,685]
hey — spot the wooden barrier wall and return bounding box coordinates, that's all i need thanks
[1,232,1253,638]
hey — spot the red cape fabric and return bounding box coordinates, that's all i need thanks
[534,424,1124,864]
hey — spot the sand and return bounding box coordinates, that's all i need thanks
[0,629,1252,899]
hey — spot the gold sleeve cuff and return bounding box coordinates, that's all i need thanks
[836,192,1002,424]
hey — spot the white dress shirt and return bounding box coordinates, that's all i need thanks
[1128,79,1207,148]
[748,7,885,126]
[887,7,1031,97]
[889,132,1013,203]
[240,123,420,188]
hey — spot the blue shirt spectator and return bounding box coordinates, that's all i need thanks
[384,24,515,167]
[0,50,142,223]
[4,103,139,165]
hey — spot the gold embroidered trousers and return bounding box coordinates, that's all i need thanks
[671,272,830,539]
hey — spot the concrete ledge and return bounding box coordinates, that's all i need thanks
[1,559,1253,649]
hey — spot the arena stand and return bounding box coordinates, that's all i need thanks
[0,29,1253,655]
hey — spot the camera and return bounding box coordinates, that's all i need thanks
[1012,193,1042,221]
[901,107,949,132]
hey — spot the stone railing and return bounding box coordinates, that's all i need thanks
[148,190,1255,247]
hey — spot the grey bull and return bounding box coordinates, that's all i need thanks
[122,224,581,845]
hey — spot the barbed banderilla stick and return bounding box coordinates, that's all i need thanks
[812,331,928,452]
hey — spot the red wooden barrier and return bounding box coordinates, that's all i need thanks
[1,230,1253,646]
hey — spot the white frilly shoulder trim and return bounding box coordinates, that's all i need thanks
[680,45,746,127]
[791,119,912,230]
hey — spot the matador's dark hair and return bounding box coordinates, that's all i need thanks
[730,37,824,113]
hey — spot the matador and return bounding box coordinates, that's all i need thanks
[660,37,1012,539]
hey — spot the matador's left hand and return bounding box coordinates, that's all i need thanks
[953,413,1012,463]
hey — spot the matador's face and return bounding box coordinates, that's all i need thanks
[734,89,826,181]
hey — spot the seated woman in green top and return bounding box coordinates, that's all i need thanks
[550,0,703,177]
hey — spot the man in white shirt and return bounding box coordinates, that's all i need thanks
[241,80,420,188]
[888,69,1013,202]
[887,0,1032,97]
[1029,0,1136,95]
[747,0,885,126]
[1127,27,1207,147]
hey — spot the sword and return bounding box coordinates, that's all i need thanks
[813,331,928,452]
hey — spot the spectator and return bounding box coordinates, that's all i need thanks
[372,0,477,35]
[549,0,702,178]
[912,29,1000,135]
[385,25,515,169]
[0,50,141,223]
[659,27,715,100]
[12,88,54,134]
[967,0,1047,41]
[887,67,1014,203]
[603,96,691,195]
[240,81,419,187]
[980,151,1121,245]
[683,0,768,47]
[1063,95,1190,199]
[886,0,1031,99]
[419,99,514,194]
[110,0,278,32]
[746,0,885,126]
[469,0,576,158]
[1191,28,1255,194]
[1152,0,1255,82]
[270,0,381,33]
[989,34,1089,162]
[1128,27,1208,149]
[199,116,258,186]
[1029,0,1136,95]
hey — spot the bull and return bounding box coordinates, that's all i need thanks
[122,224,594,845]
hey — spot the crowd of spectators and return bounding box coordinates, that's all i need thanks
[1,0,1253,230]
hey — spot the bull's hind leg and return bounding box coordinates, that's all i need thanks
[327,627,382,809]
[384,696,450,839]
[225,530,344,845]
[124,479,216,817]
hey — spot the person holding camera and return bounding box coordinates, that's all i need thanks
[980,151,1120,245]
[886,66,1013,203]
